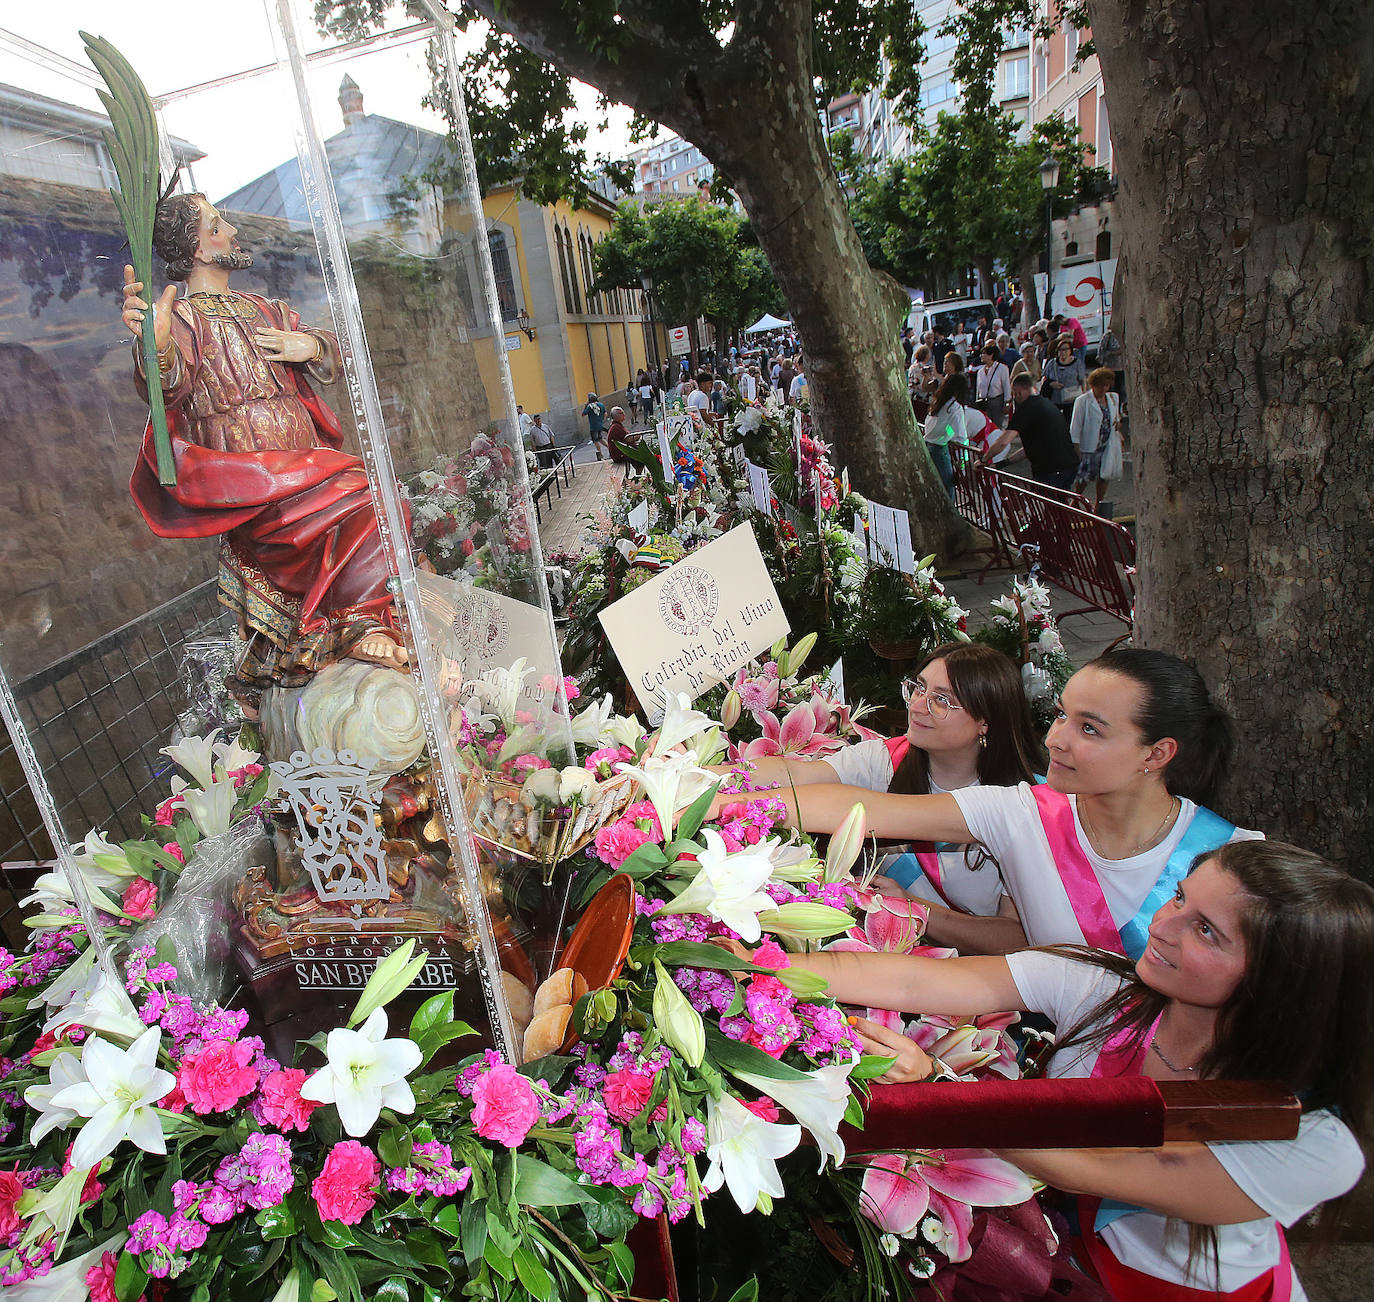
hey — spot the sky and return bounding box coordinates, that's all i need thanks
[1,4,643,202]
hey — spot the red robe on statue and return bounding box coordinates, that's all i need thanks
[128,289,401,697]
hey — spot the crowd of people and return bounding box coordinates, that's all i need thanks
[709,644,1370,1300]
[906,306,1127,510]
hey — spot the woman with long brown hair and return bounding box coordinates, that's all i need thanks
[729,644,1043,953]
[756,840,1372,1299]
[715,648,1260,958]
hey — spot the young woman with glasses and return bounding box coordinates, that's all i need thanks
[712,648,1260,959]
[721,644,1045,954]
[725,840,1371,1299]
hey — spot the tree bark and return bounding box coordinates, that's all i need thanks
[1090,0,1374,875]
[460,0,961,553]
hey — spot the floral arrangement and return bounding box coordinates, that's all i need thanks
[0,691,1044,1302]
[972,577,1075,733]
[403,437,535,594]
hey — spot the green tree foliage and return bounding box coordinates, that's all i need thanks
[592,199,784,344]
[838,111,1102,290]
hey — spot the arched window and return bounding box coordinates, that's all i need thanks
[559,223,583,314]
[487,230,518,321]
[1095,229,1112,260]
[580,229,600,314]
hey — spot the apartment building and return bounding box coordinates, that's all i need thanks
[627,133,716,201]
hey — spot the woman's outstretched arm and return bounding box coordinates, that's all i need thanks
[709,783,974,843]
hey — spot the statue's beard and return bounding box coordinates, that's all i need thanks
[213,248,254,270]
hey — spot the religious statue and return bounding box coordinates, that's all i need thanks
[121,192,407,707]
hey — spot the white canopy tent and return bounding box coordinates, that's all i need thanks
[744,313,790,333]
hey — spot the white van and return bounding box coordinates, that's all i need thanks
[1032,259,1117,355]
[906,297,998,348]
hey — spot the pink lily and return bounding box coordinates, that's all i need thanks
[908,1013,1021,1080]
[859,1150,1035,1261]
[778,701,817,751]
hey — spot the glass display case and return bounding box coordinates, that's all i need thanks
[0,0,577,1060]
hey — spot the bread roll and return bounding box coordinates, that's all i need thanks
[532,967,576,1017]
[501,971,534,1034]
[521,1004,572,1062]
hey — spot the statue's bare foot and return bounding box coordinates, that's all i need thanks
[349,632,410,671]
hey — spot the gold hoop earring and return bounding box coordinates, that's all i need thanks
[979,733,988,749]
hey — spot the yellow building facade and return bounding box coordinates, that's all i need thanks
[476,184,668,444]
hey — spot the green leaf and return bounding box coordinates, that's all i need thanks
[321,1220,358,1250]
[512,1157,598,1209]
[256,1201,299,1240]
[581,1190,638,1241]
[512,1243,553,1302]
[844,1093,866,1128]
[371,1279,411,1302]
[850,1053,898,1081]
[605,1241,636,1290]
[409,989,455,1043]
[706,1026,818,1082]
[377,1124,414,1170]
[725,1280,761,1302]
[311,1282,337,1302]
[418,1021,478,1064]
[485,1209,519,1259]
[651,940,755,971]
[482,1237,514,1283]
[114,1251,149,1302]
[460,1196,488,1263]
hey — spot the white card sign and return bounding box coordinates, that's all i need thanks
[598,524,790,717]
[415,571,562,707]
[745,460,773,516]
[867,500,916,573]
[657,420,673,474]
[822,658,845,706]
[628,500,650,532]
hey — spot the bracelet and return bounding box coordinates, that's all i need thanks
[309,334,326,364]
[156,339,178,374]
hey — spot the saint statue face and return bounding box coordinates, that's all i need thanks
[193,198,254,272]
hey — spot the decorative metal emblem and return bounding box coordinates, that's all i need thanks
[269,747,387,902]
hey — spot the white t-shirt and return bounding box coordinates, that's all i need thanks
[789,374,808,402]
[1006,951,1364,1297]
[952,783,1261,948]
[686,388,710,416]
[819,740,1006,917]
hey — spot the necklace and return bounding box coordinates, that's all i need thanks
[1150,1038,1198,1073]
[1079,795,1179,859]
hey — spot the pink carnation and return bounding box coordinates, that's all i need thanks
[158,1080,188,1114]
[602,1069,655,1122]
[258,1068,321,1132]
[585,745,633,775]
[753,939,791,970]
[312,1141,379,1225]
[594,819,650,868]
[161,842,185,865]
[741,1097,780,1122]
[178,1039,258,1114]
[0,1166,25,1239]
[85,1252,139,1302]
[512,753,550,773]
[153,797,181,827]
[470,1064,540,1148]
[121,877,158,921]
[622,801,664,839]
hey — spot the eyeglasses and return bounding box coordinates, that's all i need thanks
[900,678,964,720]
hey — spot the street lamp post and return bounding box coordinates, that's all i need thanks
[1039,156,1061,319]
[640,273,661,385]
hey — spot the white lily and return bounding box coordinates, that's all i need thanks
[180,779,240,838]
[348,939,428,1027]
[301,1006,423,1137]
[50,1026,175,1168]
[702,1092,801,1213]
[755,901,854,943]
[161,730,223,789]
[212,734,261,774]
[601,711,646,749]
[44,966,145,1042]
[29,946,96,1013]
[20,865,121,932]
[651,961,705,1067]
[656,828,777,943]
[734,407,763,435]
[617,752,717,845]
[824,802,868,882]
[764,843,823,884]
[475,658,533,732]
[685,726,728,767]
[68,830,138,888]
[651,692,716,755]
[24,1050,88,1144]
[569,693,614,747]
[731,1062,853,1171]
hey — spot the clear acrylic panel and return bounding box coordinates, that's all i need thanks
[0,0,576,1061]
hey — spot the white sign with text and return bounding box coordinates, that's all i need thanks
[598,524,790,719]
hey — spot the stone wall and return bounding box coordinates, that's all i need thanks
[0,179,494,682]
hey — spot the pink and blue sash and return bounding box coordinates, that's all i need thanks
[1031,786,1236,959]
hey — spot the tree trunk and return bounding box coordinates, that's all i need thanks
[1090,0,1374,875]
[699,102,959,552]
[1018,255,1041,330]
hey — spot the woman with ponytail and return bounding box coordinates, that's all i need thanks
[754,841,1372,1299]
[732,645,1044,952]
[719,648,1260,957]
